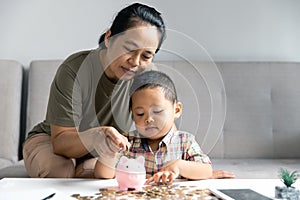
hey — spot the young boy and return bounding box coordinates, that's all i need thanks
[94,70,213,183]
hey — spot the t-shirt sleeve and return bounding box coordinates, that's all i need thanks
[186,135,211,164]
[46,63,82,127]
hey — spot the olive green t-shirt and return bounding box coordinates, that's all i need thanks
[28,48,133,137]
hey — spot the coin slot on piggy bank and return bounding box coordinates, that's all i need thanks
[115,155,146,191]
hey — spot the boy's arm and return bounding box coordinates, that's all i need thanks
[145,160,212,184]
[94,158,117,179]
[94,131,131,179]
[185,135,235,179]
[176,134,213,179]
[176,160,212,179]
[146,133,213,184]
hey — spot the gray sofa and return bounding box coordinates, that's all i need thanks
[0,59,299,179]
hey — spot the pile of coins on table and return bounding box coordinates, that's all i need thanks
[71,183,220,200]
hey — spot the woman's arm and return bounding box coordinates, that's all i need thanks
[51,124,129,158]
[51,125,92,158]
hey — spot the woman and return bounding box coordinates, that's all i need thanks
[23,3,166,178]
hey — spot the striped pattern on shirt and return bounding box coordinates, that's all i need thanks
[118,129,211,177]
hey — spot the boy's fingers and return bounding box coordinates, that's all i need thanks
[145,176,154,185]
[169,172,177,182]
[161,172,170,183]
[212,170,236,179]
[145,171,177,185]
[153,172,162,183]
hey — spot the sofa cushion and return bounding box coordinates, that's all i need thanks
[211,158,300,179]
[0,60,23,169]
[1,158,299,179]
[0,159,13,170]
[0,160,28,178]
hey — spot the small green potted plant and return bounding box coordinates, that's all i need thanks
[275,168,300,200]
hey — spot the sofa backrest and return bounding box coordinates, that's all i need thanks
[157,61,300,159]
[219,62,300,159]
[23,60,300,159]
[0,60,23,167]
[25,60,62,135]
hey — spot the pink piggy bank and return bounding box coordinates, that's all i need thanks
[115,155,146,191]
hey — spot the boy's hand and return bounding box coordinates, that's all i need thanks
[211,170,236,179]
[145,160,180,184]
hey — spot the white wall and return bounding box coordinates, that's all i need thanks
[1,0,300,66]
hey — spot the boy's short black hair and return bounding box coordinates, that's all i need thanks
[129,70,177,108]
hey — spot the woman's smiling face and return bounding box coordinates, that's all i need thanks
[131,87,181,140]
[103,25,160,82]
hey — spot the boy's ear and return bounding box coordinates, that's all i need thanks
[104,30,111,48]
[174,102,182,119]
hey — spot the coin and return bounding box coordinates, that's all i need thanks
[71,183,221,199]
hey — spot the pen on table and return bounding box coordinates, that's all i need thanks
[41,192,56,200]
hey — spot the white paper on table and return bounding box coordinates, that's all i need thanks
[0,187,70,200]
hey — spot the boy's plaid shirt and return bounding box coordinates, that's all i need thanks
[119,129,211,177]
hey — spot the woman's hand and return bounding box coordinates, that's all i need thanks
[102,126,130,152]
[94,126,130,158]
[93,126,130,168]
[211,170,236,179]
[145,160,180,184]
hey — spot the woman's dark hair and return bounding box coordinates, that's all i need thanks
[98,3,166,53]
[129,70,177,109]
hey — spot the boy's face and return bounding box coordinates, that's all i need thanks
[131,87,182,140]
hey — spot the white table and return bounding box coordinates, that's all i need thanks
[0,178,298,199]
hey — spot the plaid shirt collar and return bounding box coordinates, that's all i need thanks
[130,127,175,152]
